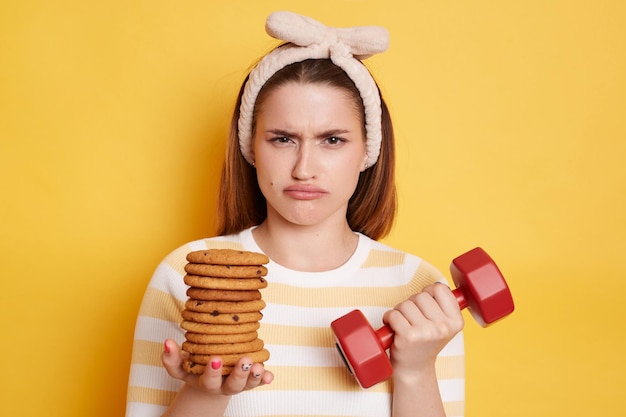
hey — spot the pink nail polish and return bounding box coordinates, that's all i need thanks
[211,359,222,370]
[164,340,171,354]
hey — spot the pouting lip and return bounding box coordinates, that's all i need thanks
[283,185,327,200]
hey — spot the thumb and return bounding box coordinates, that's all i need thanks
[162,339,188,380]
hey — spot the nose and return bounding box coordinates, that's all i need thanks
[291,142,317,180]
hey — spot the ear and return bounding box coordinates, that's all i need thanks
[249,137,257,167]
[359,152,369,172]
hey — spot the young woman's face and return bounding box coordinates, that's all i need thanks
[253,82,367,229]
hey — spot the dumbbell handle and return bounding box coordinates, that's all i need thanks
[374,287,467,351]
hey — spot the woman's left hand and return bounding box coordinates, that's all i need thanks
[382,283,464,376]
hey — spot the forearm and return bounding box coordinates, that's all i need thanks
[391,365,446,417]
[162,384,230,417]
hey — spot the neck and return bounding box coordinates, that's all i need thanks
[252,218,358,272]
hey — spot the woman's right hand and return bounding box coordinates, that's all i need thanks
[162,339,274,396]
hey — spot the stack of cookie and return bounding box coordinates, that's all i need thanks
[181,249,270,375]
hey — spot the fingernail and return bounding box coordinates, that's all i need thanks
[163,340,171,354]
[242,363,252,372]
[252,371,261,378]
[211,359,222,370]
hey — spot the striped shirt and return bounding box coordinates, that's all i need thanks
[126,227,465,417]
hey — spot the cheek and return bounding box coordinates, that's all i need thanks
[348,149,368,172]
[252,137,275,166]
[255,162,278,192]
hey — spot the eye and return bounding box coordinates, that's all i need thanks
[324,136,345,145]
[270,136,293,144]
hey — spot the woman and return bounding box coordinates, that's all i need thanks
[126,11,465,417]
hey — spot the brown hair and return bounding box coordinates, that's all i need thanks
[216,58,397,240]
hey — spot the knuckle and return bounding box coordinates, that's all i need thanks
[412,292,433,305]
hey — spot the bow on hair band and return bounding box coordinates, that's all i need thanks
[237,11,390,167]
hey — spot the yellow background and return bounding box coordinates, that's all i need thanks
[1,1,624,416]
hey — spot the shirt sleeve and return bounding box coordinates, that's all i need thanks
[125,246,189,417]
[413,259,466,417]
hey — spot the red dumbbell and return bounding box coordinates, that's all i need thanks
[330,247,514,389]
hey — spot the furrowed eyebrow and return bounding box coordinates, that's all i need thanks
[266,129,297,138]
[265,129,351,139]
[317,129,351,138]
